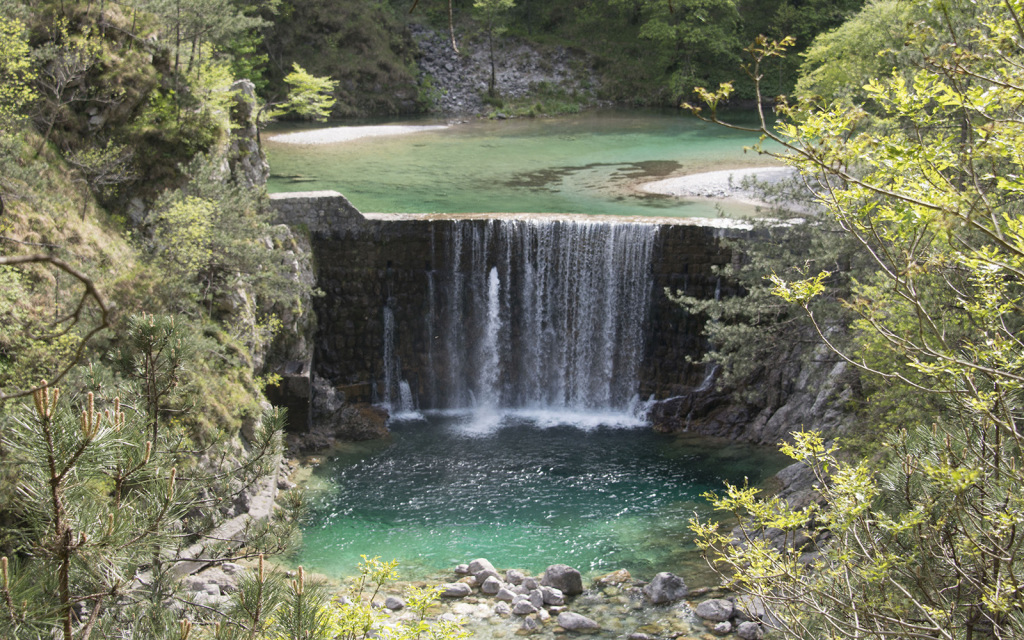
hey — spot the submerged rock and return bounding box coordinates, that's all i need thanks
[557,611,601,632]
[541,564,584,595]
[593,569,631,587]
[642,572,688,604]
[520,613,543,632]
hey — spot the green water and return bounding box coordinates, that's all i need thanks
[299,413,788,584]
[265,110,780,217]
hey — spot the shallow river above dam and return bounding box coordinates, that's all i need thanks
[265,109,781,218]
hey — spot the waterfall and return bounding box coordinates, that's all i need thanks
[479,266,503,408]
[381,305,418,416]
[382,305,398,408]
[429,218,658,415]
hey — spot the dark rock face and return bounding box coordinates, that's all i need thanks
[227,80,270,188]
[411,25,598,115]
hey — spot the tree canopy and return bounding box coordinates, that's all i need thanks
[688,0,1024,637]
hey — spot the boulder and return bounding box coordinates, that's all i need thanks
[184,567,240,595]
[528,589,545,609]
[468,558,497,575]
[385,596,405,611]
[506,569,526,585]
[454,564,470,575]
[556,611,601,632]
[737,621,765,640]
[475,569,501,584]
[523,576,540,590]
[513,600,538,615]
[641,572,688,604]
[712,621,733,636]
[541,586,565,606]
[734,595,768,622]
[494,601,512,616]
[541,564,584,596]
[440,583,472,598]
[695,598,734,622]
[481,576,503,595]
[496,587,516,602]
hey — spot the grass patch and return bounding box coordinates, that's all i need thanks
[486,81,587,118]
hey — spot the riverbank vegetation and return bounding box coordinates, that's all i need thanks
[684,1,1024,637]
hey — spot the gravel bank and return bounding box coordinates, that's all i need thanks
[269,124,448,145]
[640,166,795,203]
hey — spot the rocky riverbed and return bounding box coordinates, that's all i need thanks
[181,554,774,640]
[176,457,829,638]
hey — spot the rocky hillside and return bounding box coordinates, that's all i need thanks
[411,24,600,115]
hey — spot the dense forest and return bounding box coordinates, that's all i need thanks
[2,0,1024,638]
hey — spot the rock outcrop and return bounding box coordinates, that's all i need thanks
[227,79,270,188]
[411,24,598,115]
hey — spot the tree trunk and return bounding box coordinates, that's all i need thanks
[488,29,496,97]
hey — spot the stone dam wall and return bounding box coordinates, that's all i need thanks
[270,191,747,411]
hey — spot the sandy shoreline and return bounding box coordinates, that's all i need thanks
[639,166,795,202]
[268,124,449,145]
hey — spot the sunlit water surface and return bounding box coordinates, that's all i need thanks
[298,413,788,584]
[265,110,780,217]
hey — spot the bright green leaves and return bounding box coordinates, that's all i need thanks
[152,195,216,275]
[267,64,337,122]
[225,555,466,640]
[769,270,830,306]
[685,2,1024,637]
[0,16,34,131]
